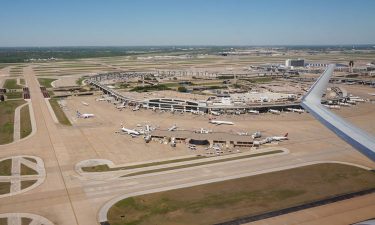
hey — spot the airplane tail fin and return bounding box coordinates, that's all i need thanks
[76,111,81,117]
[285,133,288,137]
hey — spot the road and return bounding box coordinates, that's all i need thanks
[0,66,374,225]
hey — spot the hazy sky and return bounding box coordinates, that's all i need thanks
[1,0,374,47]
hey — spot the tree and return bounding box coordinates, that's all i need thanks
[177,86,187,92]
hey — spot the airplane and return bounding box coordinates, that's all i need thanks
[209,119,234,125]
[195,128,211,134]
[301,64,375,161]
[346,100,357,105]
[210,111,221,116]
[120,123,140,136]
[237,131,249,136]
[251,131,262,139]
[248,110,260,115]
[350,98,365,102]
[81,101,89,106]
[270,133,288,141]
[368,93,375,96]
[323,104,340,109]
[338,102,351,107]
[269,109,281,115]
[286,108,305,113]
[168,124,178,131]
[76,111,94,118]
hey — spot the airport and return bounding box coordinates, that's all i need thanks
[0,44,375,225]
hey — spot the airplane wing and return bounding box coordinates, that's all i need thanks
[301,64,375,162]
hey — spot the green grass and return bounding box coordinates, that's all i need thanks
[20,164,37,175]
[49,99,71,126]
[21,180,37,189]
[5,91,23,99]
[0,182,11,195]
[21,217,32,225]
[0,159,12,176]
[37,78,57,88]
[20,104,32,138]
[19,78,25,85]
[82,156,206,172]
[130,84,171,92]
[3,79,22,89]
[122,151,283,177]
[108,163,375,225]
[0,217,7,225]
[0,100,26,144]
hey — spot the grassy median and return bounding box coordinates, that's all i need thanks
[0,159,12,176]
[108,163,375,225]
[37,78,56,88]
[20,104,32,138]
[3,78,22,89]
[0,100,26,144]
[49,98,71,126]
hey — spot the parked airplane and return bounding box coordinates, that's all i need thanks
[210,111,221,116]
[270,133,289,141]
[248,110,260,115]
[323,104,340,109]
[209,119,234,125]
[195,128,211,134]
[76,111,94,118]
[368,93,375,96]
[120,123,140,136]
[168,124,178,131]
[251,131,262,139]
[269,109,281,115]
[338,102,351,107]
[81,101,89,106]
[286,108,305,113]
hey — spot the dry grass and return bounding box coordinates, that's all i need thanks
[20,104,32,138]
[108,163,375,225]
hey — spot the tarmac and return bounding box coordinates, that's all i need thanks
[0,65,374,225]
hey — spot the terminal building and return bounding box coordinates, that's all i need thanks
[285,59,305,67]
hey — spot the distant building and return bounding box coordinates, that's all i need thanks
[285,59,305,67]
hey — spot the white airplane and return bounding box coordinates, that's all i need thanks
[120,123,140,136]
[81,101,89,106]
[338,102,351,107]
[168,124,178,131]
[368,93,375,96]
[269,109,281,115]
[209,119,234,125]
[210,111,221,116]
[270,133,289,141]
[350,98,365,102]
[286,108,305,113]
[195,128,211,134]
[76,111,94,118]
[248,110,260,115]
[251,131,262,139]
[323,104,340,109]
[237,131,249,136]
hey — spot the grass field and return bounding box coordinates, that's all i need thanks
[20,164,37,176]
[37,78,57,88]
[0,159,12,176]
[5,91,23,99]
[21,180,37,189]
[82,156,206,172]
[0,182,11,195]
[0,100,25,144]
[49,99,71,126]
[122,151,282,177]
[19,78,25,85]
[108,163,375,225]
[20,104,32,138]
[3,79,22,89]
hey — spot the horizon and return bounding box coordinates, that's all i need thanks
[1,0,375,47]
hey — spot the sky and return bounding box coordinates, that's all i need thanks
[0,0,374,47]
